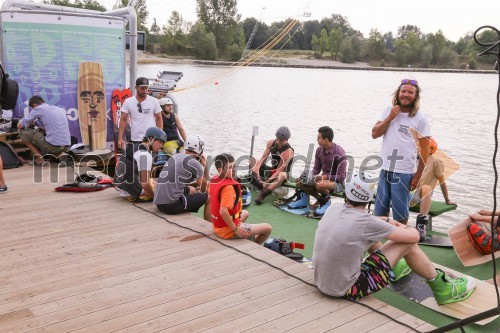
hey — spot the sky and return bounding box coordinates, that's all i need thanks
[27,0,500,42]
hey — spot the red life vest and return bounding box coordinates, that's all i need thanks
[210,175,242,228]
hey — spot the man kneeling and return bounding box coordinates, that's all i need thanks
[211,153,272,244]
[312,174,475,304]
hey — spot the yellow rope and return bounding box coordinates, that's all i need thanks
[174,19,299,93]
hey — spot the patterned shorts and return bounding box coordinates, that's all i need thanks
[343,250,395,300]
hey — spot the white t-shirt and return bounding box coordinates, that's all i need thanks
[313,203,395,296]
[378,106,430,174]
[121,95,161,141]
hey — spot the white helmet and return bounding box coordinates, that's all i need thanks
[158,97,173,106]
[346,174,375,203]
[186,134,205,154]
[300,169,315,186]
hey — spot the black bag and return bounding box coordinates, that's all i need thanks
[0,64,19,110]
[0,141,23,168]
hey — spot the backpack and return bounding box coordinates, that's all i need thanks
[0,141,23,168]
[0,64,19,110]
[466,222,500,255]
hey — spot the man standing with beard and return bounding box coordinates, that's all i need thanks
[118,77,163,155]
[372,79,430,224]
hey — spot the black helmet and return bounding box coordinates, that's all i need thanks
[275,126,291,140]
[144,127,167,143]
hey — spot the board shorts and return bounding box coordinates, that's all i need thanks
[374,170,413,221]
[343,250,396,300]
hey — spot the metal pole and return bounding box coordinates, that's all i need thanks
[249,125,258,172]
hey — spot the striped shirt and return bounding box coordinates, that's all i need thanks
[21,103,71,146]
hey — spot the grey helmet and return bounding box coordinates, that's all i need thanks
[275,126,291,140]
[144,127,167,143]
[186,134,205,154]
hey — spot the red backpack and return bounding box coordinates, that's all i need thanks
[467,222,500,255]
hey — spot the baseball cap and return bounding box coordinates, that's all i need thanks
[135,77,149,87]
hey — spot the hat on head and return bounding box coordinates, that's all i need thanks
[135,77,149,87]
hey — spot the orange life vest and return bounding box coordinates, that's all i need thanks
[210,175,242,228]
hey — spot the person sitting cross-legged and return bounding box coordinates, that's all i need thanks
[313,174,476,305]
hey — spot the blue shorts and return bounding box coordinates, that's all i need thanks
[374,170,413,221]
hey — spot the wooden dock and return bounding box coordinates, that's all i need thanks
[0,166,433,332]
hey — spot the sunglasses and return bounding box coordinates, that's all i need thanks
[137,102,143,113]
[401,79,418,86]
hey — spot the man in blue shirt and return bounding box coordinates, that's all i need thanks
[17,95,71,165]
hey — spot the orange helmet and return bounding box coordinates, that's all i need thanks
[429,137,438,154]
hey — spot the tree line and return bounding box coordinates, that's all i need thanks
[44,0,497,69]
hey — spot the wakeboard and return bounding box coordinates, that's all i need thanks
[77,62,107,150]
[419,234,453,248]
[111,88,132,164]
[273,198,324,219]
[387,263,499,325]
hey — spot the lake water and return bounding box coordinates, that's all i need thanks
[138,63,500,232]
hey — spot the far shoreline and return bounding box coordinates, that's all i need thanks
[130,51,497,74]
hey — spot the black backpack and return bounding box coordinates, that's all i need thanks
[0,64,19,110]
[0,141,23,168]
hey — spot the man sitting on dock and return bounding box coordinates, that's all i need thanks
[249,126,294,205]
[153,134,211,221]
[17,95,71,166]
[114,127,167,202]
[313,174,476,304]
[292,126,346,217]
[210,153,272,244]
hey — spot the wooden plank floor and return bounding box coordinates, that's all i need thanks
[0,165,433,332]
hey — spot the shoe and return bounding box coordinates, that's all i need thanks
[314,198,331,216]
[0,185,7,193]
[255,189,272,205]
[392,258,412,281]
[27,157,46,167]
[287,191,308,209]
[416,214,432,241]
[249,172,264,190]
[427,268,476,305]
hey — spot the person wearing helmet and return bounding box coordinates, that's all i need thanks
[210,153,272,244]
[409,137,456,239]
[292,126,347,217]
[313,174,475,305]
[114,126,167,202]
[118,77,163,155]
[372,79,430,224]
[158,96,187,155]
[250,126,294,205]
[154,134,211,220]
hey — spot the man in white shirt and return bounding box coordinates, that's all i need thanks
[372,79,430,224]
[118,77,162,154]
